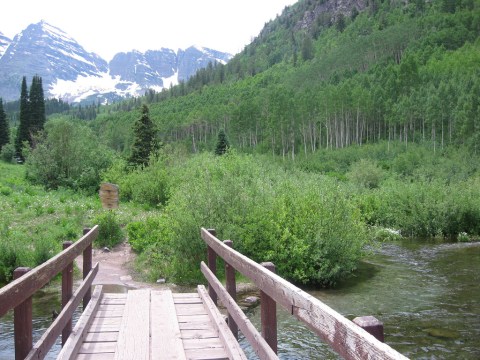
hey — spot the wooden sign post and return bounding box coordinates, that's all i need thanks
[99,183,119,209]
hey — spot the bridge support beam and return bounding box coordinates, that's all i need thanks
[207,229,218,306]
[14,267,32,360]
[353,316,384,342]
[260,262,277,354]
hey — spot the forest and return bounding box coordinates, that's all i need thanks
[0,0,479,286]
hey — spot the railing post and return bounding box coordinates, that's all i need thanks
[353,316,385,342]
[207,229,217,305]
[223,240,238,339]
[62,241,74,346]
[13,267,32,360]
[82,228,92,309]
[260,262,277,354]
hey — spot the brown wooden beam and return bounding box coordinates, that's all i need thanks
[13,268,32,360]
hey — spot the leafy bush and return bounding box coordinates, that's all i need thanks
[93,211,124,248]
[0,143,15,163]
[25,119,114,193]
[369,176,480,238]
[139,152,368,286]
[347,159,386,189]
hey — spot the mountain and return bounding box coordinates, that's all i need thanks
[0,32,11,57]
[0,21,232,103]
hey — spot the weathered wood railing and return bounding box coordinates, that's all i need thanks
[0,226,99,360]
[201,227,409,360]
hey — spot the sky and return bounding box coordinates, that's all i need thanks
[1,0,298,61]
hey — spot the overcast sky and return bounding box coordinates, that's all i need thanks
[1,0,298,61]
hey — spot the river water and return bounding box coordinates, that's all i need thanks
[240,240,480,359]
[1,241,479,359]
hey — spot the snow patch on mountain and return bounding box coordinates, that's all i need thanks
[50,72,140,103]
[0,21,232,103]
[162,71,179,89]
[0,32,11,57]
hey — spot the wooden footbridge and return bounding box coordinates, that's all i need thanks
[0,227,409,360]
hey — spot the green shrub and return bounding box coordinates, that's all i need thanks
[347,159,386,189]
[94,211,124,248]
[0,143,15,163]
[142,152,368,286]
[25,119,114,193]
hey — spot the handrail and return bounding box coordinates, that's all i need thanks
[201,227,409,360]
[0,226,98,317]
[0,226,99,360]
[201,262,277,360]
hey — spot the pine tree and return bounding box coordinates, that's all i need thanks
[15,76,30,157]
[0,99,9,152]
[29,75,46,133]
[215,129,229,156]
[129,104,158,167]
[301,35,314,61]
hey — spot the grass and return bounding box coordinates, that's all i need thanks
[0,161,147,284]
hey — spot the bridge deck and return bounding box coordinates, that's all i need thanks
[66,286,245,360]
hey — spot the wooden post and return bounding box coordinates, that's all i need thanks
[62,241,74,346]
[260,262,277,354]
[207,229,217,305]
[223,240,238,339]
[82,228,92,309]
[353,316,385,342]
[14,267,32,360]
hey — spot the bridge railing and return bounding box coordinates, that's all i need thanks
[201,227,409,360]
[0,226,99,360]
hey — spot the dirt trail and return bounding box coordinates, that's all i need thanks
[75,241,167,290]
[74,241,259,298]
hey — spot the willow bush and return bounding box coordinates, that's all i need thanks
[129,151,368,286]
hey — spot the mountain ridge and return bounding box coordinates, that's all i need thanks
[0,21,232,103]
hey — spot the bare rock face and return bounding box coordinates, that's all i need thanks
[0,32,11,57]
[296,0,367,30]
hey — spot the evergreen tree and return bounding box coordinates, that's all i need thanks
[29,75,46,133]
[15,76,30,157]
[336,14,346,32]
[301,35,315,61]
[129,104,158,167]
[0,99,9,152]
[215,129,230,156]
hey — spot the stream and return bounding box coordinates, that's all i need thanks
[240,240,480,359]
[1,240,478,359]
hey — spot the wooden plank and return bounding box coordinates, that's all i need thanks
[182,338,224,350]
[201,264,275,360]
[201,228,409,360]
[102,294,128,299]
[77,354,114,360]
[150,290,186,360]
[184,347,229,360]
[175,303,206,315]
[197,284,248,360]
[101,298,127,305]
[172,298,202,305]
[25,263,99,360]
[79,342,116,354]
[114,289,150,360]
[57,285,103,360]
[85,332,119,343]
[98,304,125,310]
[173,293,200,298]
[0,226,98,317]
[87,324,122,332]
[179,322,212,330]
[177,314,210,323]
[91,317,122,326]
[95,310,124,317]
[180,329,218,339]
